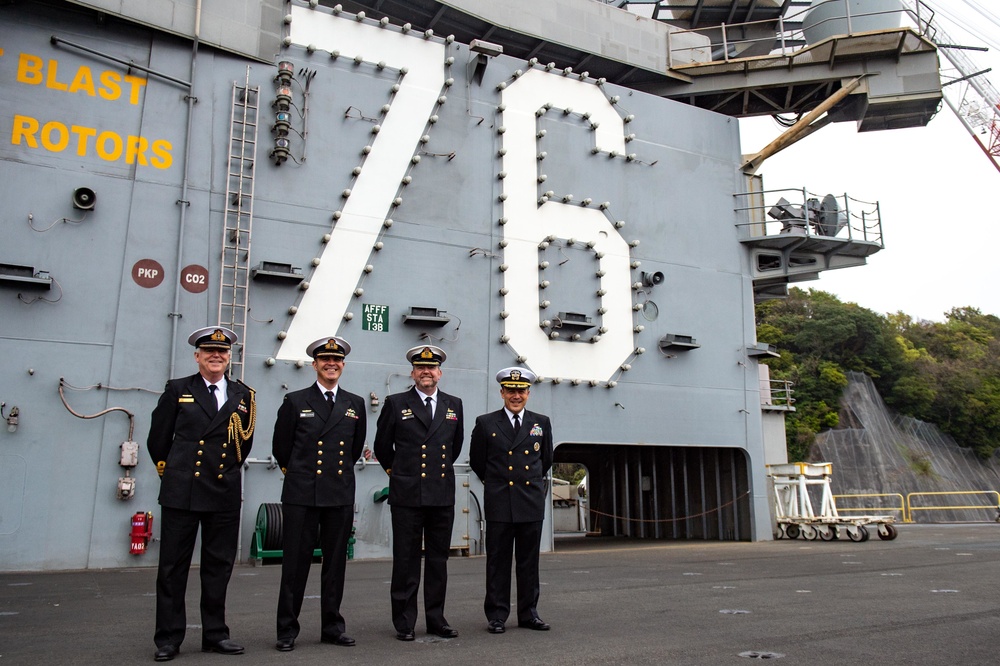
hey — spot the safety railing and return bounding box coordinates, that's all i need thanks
[733,187,883,247]
[833,491,1000,523]
[763,379,794,408]
[660,0,937,69]
[906,491,1000,523]
[834,493,907,521]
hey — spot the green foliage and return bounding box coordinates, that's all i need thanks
[552,463,585,484]
[756,290,1000,459]
[902,447,936,478]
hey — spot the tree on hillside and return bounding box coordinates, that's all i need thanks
[756,288,902,461]
[887,308,1000,458]
[756,291,1000,460]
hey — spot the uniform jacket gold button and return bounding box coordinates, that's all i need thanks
[317,470,323,475]
[421,445,427,450]
[508,466,513,471]
[338,470,343,475]
[222,443,227,448]
[219,464,224,469]
[197,450,203,456]
[524,450,529,455]
[196,461,202,467]
[318,450,323,455]
[525,481,530,485]
[509,481,514,486]
[318,441,324,446]
[421,463,426,469]
[221,453,226,458]
[317,460,323,465]
[194,472,200,477]
[339,460,344,466]
[198,440,204,445]
[421,473,426,478]
[218,474,224,479]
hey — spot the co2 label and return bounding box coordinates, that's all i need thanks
[180,264,208,294]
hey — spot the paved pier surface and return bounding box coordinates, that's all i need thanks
[2,524,999,665]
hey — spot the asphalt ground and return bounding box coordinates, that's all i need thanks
[2,524,1000,665]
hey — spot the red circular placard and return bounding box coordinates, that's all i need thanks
[131,259,165,288]
[180,264,209,293]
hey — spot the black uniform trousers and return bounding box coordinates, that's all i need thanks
[154,506,240,648]
[276,504,353,640]
[389,504,454,633]
[484,520,543,623]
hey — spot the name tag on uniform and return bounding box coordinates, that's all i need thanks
[178,395,194,403]
[300,410,315,418]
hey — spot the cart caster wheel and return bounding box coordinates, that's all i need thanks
[859,525,870,542]
[784,524,801,540]
[802,524,818,541]
[819,527,836,541]
[846,526,865,542]
[878,524,898,541]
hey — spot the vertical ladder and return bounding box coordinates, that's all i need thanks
[219,67,259,381]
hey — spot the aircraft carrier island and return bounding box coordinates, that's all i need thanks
[0,0,946,572]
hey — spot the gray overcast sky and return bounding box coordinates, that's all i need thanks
[737,1,1000,322]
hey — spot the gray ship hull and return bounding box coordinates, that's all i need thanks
[3,0,779,571]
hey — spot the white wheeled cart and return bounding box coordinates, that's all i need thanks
[767,462,898,542]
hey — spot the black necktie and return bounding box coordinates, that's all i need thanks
[208,384,219,414]
[325,391,334,416]
[425,396,433,418]
[513,413,521,434]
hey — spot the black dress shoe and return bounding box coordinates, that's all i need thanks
[487,620,506,634]
[154,645,179,662]
[518,617,550,631]
[321,634,356,647]
[429,625,458,638]
[202,638,245,654]
[396,629,415,641]
[275,638,295,652]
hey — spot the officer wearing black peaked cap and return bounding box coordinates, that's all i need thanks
[272,336,366,652]
[147,326,256,661]
[374,345,464,641]
[470,367,553,635]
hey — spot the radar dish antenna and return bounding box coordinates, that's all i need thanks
[817,193,842,237]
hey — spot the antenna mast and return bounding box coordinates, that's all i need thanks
[913,1,1000,174]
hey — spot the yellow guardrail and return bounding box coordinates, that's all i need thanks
[834,491,1000,523]
[834,493,907,522]
[906,491,1000,523]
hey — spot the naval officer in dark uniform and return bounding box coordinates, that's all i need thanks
[374,345,464,641]
[147,326,256,661]
[470,367,553,634]
[272,336,366,651]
